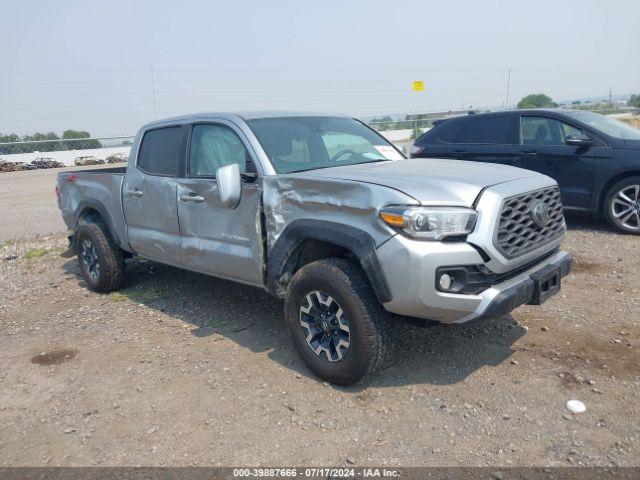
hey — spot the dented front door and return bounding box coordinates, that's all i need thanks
[176,121,264,285]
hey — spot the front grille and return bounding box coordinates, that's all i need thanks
[496,186,565,259]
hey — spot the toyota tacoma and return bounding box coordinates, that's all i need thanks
[56,112,572,385]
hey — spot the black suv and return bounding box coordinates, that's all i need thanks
[412,109,640,234]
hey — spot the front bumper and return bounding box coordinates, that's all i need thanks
[469,251,572,322]
[376,234,572,323]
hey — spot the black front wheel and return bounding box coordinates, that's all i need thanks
[76,221,125,292]
[284,258,392,386]
[604,177,640,234]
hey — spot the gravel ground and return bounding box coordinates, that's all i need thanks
[0,213,638,467]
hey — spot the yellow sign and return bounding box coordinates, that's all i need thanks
[412,81,424,92]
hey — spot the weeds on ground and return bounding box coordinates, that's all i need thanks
[105,287,169,304]
[24,247,51,258]
[107,292,128,302]
[123,284,170,303]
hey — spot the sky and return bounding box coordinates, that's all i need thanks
[1,0,639,137]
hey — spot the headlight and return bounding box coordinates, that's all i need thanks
[379,206,477,240]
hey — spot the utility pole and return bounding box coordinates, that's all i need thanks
[151,67,159,119]
[609,86,613,107]
[505,68,511,110]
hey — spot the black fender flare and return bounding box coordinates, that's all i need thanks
[266,219,392,303]
[73,200,123,247]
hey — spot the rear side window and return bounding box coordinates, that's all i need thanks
[458,116,511,144]
[137,127,183,176]
[416,121,465,145]
[520,116,585,146]
[437,121,467,144]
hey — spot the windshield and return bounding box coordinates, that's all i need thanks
[564,110,640,140]
[247,116,403,173]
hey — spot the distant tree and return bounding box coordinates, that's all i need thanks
[629,94,640,108]
[370,116,393,123]
[571,100,582,105]
[22,132,59,141]
[21,132,60,152]
[0,133,23,154]
[517,93,558,109]
[62,129,102,149]
[370,116,395,131]
[0,129,102,154]
[0,133,21,143]
[61,129,91,139]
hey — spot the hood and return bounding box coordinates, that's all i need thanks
[304,158,541,206]
[624,139,640,150]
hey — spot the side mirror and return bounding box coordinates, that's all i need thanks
[216,163,242,209]
[393,143,408,155]
[565,135,593,147]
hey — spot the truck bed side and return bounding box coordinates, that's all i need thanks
[56,168,131,252]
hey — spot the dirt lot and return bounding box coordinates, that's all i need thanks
[0,214,638,467]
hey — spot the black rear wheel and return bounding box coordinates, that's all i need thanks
[284,258,392,386]
[76,221,125,292]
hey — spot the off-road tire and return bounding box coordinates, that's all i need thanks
[284,258,392,386]
[603,176,640,234]
[76,221,125,292]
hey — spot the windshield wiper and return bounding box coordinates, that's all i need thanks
[285,158,392,174]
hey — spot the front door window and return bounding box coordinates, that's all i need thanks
[189,124,250,177]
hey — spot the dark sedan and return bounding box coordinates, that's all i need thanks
[412,109,640,234]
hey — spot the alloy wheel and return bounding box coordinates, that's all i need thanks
[81,239,101,280]
[611,184,640,231]
[299,290,351,362]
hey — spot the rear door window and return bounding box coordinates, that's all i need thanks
[137,126,184,176]
[520,116,585,146]
[457,116,511,144]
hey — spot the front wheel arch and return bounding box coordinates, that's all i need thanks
[266,220,392,304]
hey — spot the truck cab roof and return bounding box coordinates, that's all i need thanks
[140,111,349,130]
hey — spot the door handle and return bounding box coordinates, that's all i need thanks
[452,149,467,154]
[521,150,537,159]
[179,194,205,203]
[126,189,144,197]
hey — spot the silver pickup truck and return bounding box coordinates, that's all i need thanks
[57,112,572,385]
